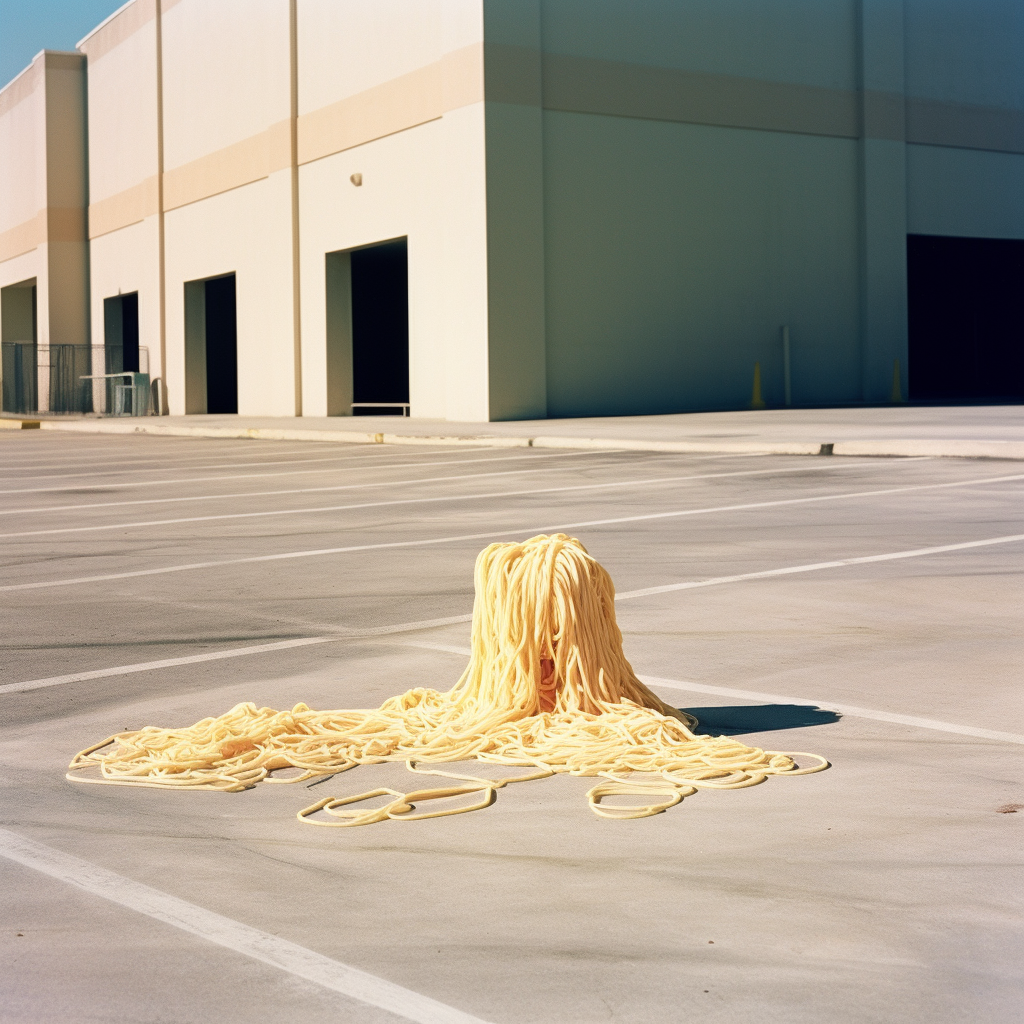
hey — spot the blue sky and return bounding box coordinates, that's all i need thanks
[0,0,122,85]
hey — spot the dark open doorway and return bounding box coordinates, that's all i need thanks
[104,292,139,373]
[204,275,238,414]
[1,279,37,413]
[351,238,408,415]
[907,235,1024,401]
[184,273,238,414]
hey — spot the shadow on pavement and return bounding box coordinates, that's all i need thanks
[685,704,841,735]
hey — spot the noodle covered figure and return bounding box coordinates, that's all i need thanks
[69,534,827,823]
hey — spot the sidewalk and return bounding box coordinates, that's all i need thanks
[3,405,1024,459]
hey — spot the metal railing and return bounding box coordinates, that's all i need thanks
[1,341,37,414]
[1,343,152,415]
[351,402,410,416]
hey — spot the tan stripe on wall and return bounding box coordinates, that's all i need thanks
[79,43,1024,240]
[539,49,860,138]
[0,207,87,264]
[89,177,160,238]
[534,49,1024,154]
[906,95,1024,153]
[297,43,484,166]
[0,212,45,264]
[162,119,291,211]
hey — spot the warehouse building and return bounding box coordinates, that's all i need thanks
[0,50,89,414]
[1,0,1022,421]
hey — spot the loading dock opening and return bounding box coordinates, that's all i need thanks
[324,238,409,416]
[103,292,139,373]
[185,273,238,414]
[908,235,1024,402]
[1,279,37,414]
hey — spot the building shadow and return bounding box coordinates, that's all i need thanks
[684,704,841,736]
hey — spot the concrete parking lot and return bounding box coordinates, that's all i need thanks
[1,430,1021,1024]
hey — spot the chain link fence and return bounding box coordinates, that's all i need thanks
[2,343,152,415]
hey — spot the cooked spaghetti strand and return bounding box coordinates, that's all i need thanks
[68,534,829,821]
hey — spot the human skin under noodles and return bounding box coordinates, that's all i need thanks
[68,534,828,823]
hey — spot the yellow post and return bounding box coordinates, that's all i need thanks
[750,362,766,409]
[890,358,904,403]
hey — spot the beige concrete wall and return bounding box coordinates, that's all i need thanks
[487,0,1024,416]
[164,173,295,414]
[298,108,490,421]
[1,58,48,305]
[89,219,161,367]
[0,51,88,409]
[296,0,491,421]
[7,0,1015,421]
[0,64,46,267]
[161,0,290,180]
[81,0,160,222]
[159,0,295,415]
[79,0,163,391]
[904,0,1024,240]
[43,55,89,351]
[541,113,862,415]
[481,0,546,421]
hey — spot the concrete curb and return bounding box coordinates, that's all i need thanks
[831,439,1024,460]
[5,416,1022,460]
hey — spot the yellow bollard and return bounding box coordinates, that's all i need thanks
[750,362,766,409]
[890,358,904,403]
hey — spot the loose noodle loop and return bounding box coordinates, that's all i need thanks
[68,534,829,822]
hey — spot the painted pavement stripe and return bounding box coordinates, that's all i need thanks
[401,646,1024,745]
[615,532,1024,599]
[5,532,1021,704]
[0,448,528,494]
[0,451,749,518]
[0,615,474,695]
[1,446,475,482]
[0,458,901,538]
[0,828,495,1024]
[2,470,1020,593]
[639,676,1024,746]
[0,638,334,695]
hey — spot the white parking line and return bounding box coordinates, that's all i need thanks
[614,532,1024,599]
[3,471,1020,593]
[0,829,495,1024]
[0,638,334,695]
[1,446,474,482]
[5,533,1021,696]
[0,447,608,497]
[401,646,1024,745]
[639,676,1024,745]
[0,441,392,474]
[0,451,747,518]
[0,458,911,539]
[0,615,473,695]
[0,438,328,464]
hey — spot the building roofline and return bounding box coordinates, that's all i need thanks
[77,0,139,50]
[0,50,44,99]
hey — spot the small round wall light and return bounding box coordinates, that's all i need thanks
[350,173,363,186]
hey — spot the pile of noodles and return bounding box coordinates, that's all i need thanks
[68,534,827,824]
